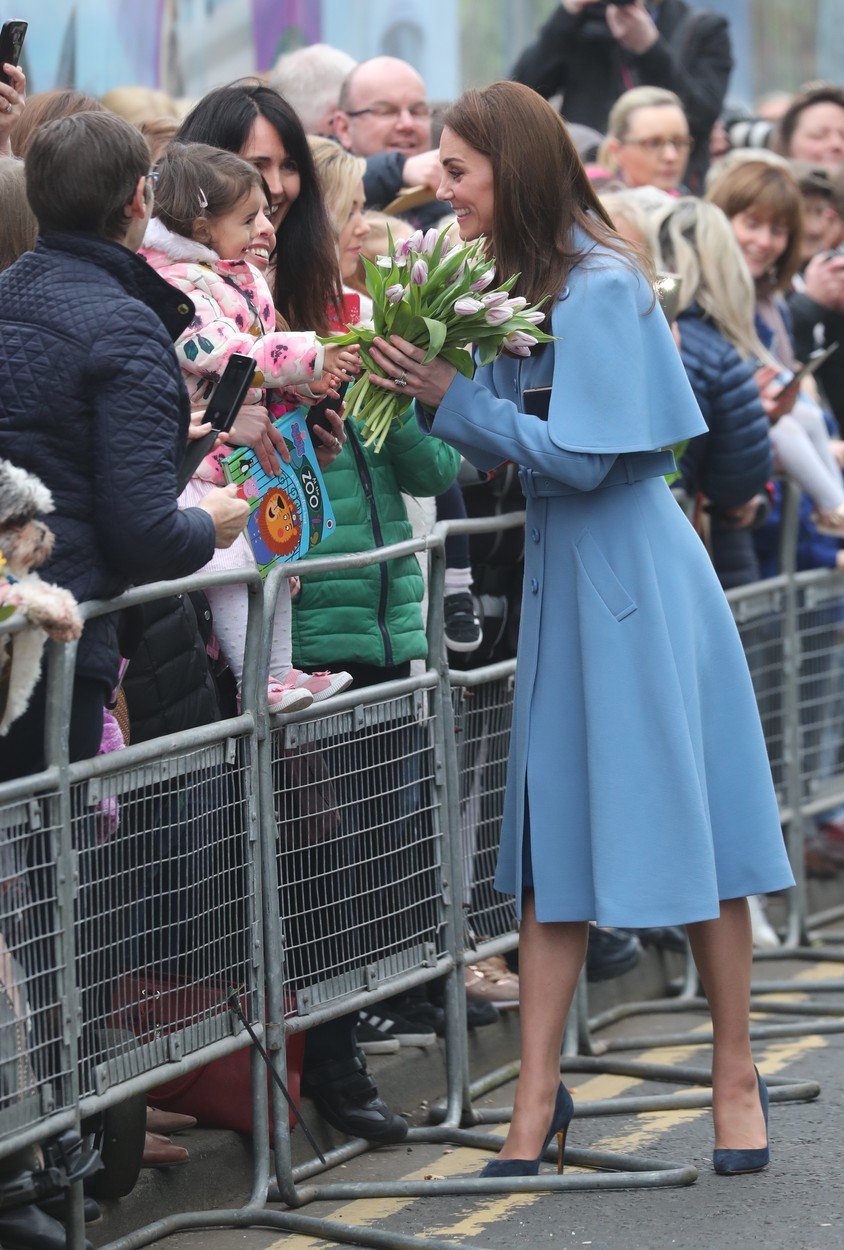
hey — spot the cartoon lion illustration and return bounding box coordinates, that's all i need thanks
[256,487,302,558]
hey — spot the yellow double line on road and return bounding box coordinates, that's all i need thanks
[269,961,839,1247]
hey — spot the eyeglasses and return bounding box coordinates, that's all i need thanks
[146,169,160,191]
[345,103,431,120]
[621,136,693,154]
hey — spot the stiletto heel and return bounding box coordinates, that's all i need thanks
[479,1083,574,1177]
[713,1066,769,1176]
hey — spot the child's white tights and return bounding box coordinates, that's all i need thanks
[204,578,292,687]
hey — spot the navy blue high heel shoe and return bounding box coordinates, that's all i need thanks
[480,1083,574,1177]
[713,1066,769,1176]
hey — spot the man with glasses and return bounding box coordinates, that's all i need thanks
[511,0,732,192]
[333,56,450,228]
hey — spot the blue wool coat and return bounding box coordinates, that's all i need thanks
[429,234,795,925]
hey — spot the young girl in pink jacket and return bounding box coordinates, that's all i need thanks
[142,142,358,712]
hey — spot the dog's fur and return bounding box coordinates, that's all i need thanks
[0,460,82,734]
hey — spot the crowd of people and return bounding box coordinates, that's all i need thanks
[1,0,844,1232]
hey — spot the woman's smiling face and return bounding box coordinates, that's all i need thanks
[239,114,301,228]
[437,126,495,241]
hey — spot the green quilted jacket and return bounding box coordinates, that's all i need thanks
[291,413,460,669]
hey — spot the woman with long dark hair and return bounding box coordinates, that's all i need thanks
[177,80,342,334]
[368,81,795,1178]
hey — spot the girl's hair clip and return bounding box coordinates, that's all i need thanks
[198,187,209,210]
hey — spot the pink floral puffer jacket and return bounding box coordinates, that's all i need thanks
[141,217,325,483]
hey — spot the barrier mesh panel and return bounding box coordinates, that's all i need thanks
[731,590,788,808]
[273,688,446,1017]
[795,577,844,809]
[0,791,70,1153]
[452,671,518,945]
[70,739,259,1101]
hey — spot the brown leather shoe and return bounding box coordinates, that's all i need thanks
[141,1131,189,1167]
[146,1106,197,1136]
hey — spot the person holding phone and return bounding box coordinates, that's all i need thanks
[0,58,26,156]
[510,0,732,191]
[707,155,844,535]
[142,141,360,714]
[368,82,794,1178]
[0,111,250,783]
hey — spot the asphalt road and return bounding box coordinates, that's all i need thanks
[159,950,844,1250]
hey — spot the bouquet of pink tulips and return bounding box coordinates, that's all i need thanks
[326,225,554,451]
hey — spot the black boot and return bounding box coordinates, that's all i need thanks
[302,1050,408,1144]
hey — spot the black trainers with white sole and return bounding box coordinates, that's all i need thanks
[355,1016,401,1054]
[444,591,482,653]
[357,1005,436,1048]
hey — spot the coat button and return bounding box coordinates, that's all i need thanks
[531,527,540,543]
[560,286,570,301]
[177,302,191,314]
[530,578,539,594]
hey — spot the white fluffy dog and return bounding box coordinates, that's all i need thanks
[0,459,82,735]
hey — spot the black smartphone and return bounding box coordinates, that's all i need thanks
[0,20,27,87]
[177,353,256,491]
[306,380,349,439]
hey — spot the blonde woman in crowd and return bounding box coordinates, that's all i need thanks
[597,86,692,193]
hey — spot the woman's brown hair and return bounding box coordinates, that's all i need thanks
[706,159,804,293]
[0,159,38,272]
[441,82,647,321]
[10,89,106,157]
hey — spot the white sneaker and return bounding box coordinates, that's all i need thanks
[287,668,353,703]
[748,894,779,950]
[267,673,314,714]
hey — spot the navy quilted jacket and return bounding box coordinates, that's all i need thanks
[677,307,773,508]
[677,306,773,589]
[0,232,216,689]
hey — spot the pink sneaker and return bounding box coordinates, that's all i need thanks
[287,668,354,703]
[267,673,314,714]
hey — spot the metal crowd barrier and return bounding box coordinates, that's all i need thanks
[1,487,841,1247]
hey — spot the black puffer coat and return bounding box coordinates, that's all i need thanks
[0,232,216,690]
[121,593,221,744]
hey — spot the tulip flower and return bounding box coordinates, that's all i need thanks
[484,305,513,326]
[323,221,554,454]
[454,296,484,315]
[470,267,496,292]
[504,330,538,350]
[504,338,532,357]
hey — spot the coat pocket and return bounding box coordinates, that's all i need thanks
[574,529,637,622]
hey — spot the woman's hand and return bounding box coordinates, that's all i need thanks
[755,364,799,422]
[228,402,291,476]
[368,335,458,410]
[803,251,844,312]
[0,64,25,156]
[310,406,348,469]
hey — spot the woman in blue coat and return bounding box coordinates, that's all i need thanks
[368,83,794,1179]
